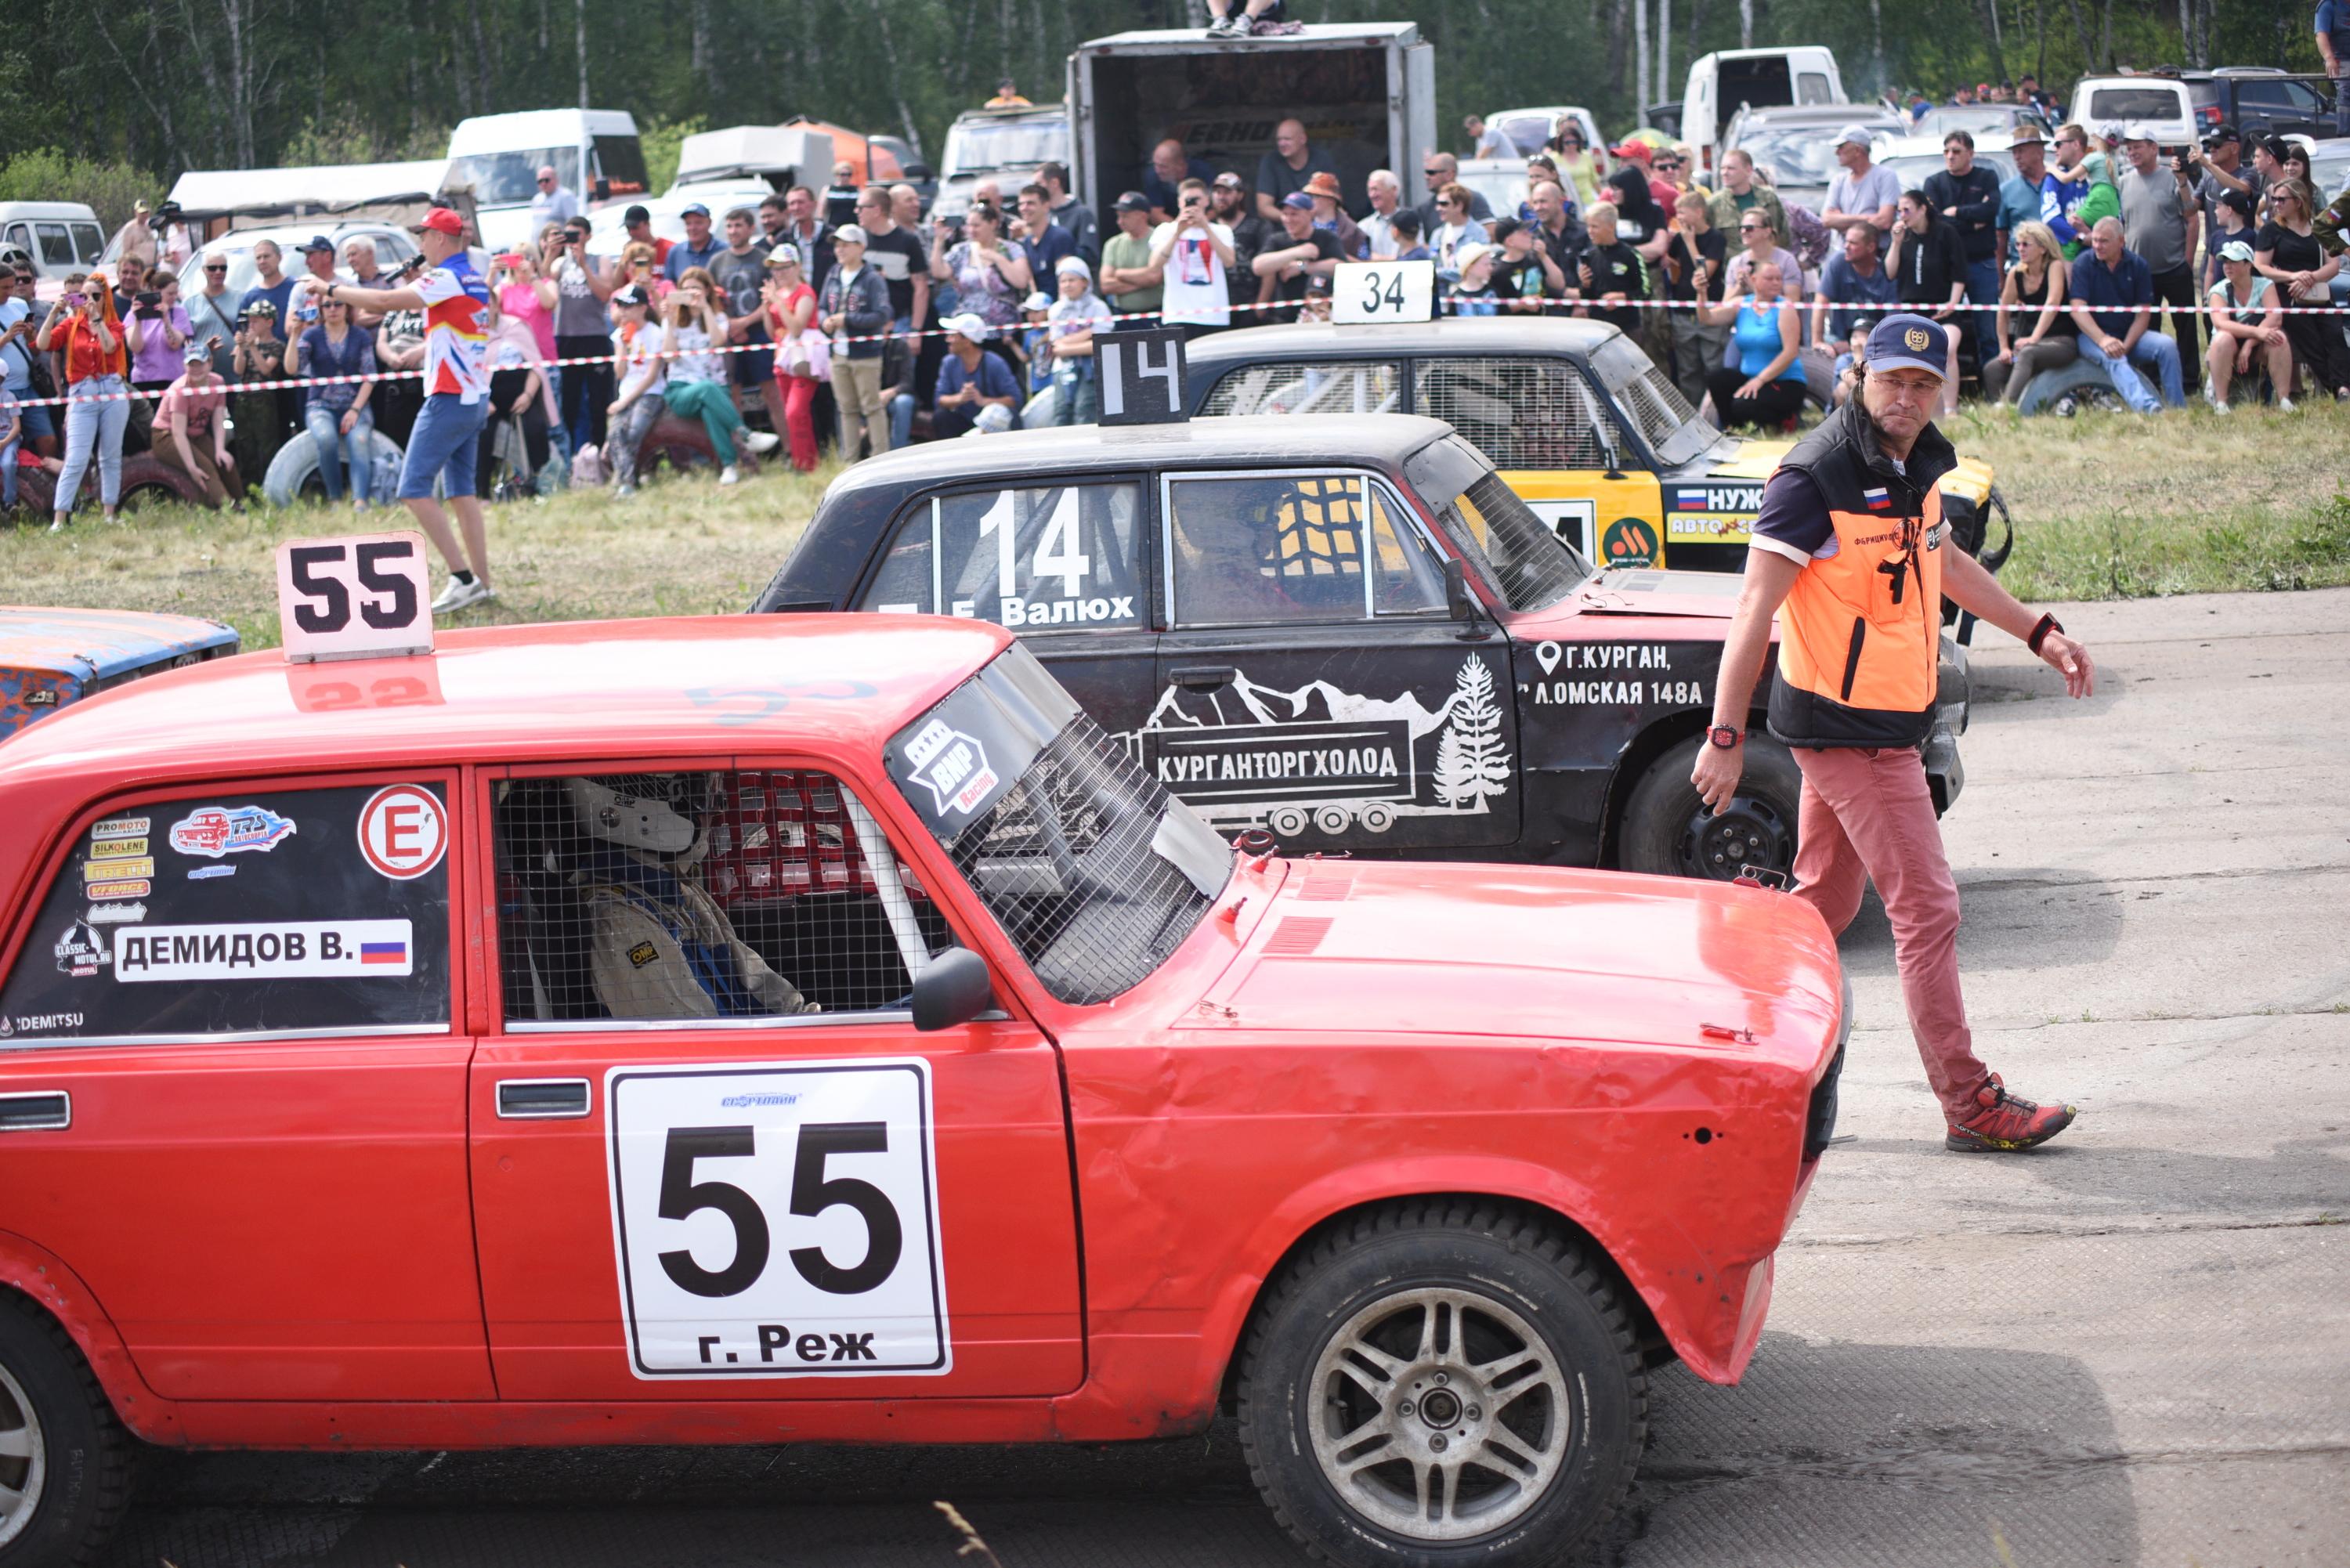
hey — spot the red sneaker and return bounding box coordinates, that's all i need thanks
[1945,1073,2077,1152]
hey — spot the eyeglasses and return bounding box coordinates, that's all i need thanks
[204,263,228,272]
[1422,168,1444,179]
[1865,373,1942,402]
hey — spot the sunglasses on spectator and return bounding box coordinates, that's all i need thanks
[205,262,229,272]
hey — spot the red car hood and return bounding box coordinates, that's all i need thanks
[1188,858,1839,1068]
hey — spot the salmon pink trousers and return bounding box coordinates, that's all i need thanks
[1788,744,1991,1122]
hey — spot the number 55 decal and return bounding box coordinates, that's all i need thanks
[607,1060,949,1378]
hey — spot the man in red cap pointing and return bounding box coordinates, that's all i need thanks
[303,208,495,615]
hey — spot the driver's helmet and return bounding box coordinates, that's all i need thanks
[566,773,718,864]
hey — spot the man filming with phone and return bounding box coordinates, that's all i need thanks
[1150,179,1235,335]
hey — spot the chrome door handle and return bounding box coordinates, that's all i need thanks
[0,1091,70,1131]
[497,1078,590,1119]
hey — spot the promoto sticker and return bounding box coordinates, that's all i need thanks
[84,878,150,901]
[356,785,446,880]
[90,817,150,841]
[169,804,298,859]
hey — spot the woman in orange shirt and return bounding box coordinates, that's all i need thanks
[34,270,129,532]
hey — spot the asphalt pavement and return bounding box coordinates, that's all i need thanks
[100,587,2350,1568]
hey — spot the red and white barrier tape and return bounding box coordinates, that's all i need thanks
[11,288,2346,410]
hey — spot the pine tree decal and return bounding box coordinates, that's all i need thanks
[1434,727,1473,807]
[1452,656,1512,804]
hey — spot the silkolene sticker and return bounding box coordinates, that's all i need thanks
[0,784,452,1039]
[168,804,298,858]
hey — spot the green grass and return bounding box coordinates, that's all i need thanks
[5,400,2347,644]
[1950,399,2350,602]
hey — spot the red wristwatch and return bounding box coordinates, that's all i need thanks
[1707,724,1744,749]
[2028,612,2063,655]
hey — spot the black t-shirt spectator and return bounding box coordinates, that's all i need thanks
[1665,228,1727,303]
[1581,241,1647,333]
[1894,218,1967,308]
[1491,251,1556,306]
[1256,148,1339,213]
[861,224,927,321]
[1228,213,1282,305]
[1532,216,1586,279]
[1270,229,1346,321]
[2255,221,2322,277]
[1922,165,2004,263]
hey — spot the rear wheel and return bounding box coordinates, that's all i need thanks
[1238,1201,1647,1568]
[1619,733,1802,883]
[0,1295,131,1568]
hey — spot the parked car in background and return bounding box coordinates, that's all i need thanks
[1873,135,2019,194]
[2066,76,2198,152]
[448,108,649,251]
[929,104,1069,224]
[174,222,418,302]
[1722,106,1903,213]
[0,609,239,741]
[2169,67,2336,143]
[1452,160,1530,222]
[0,202,104,295]
[1478,105,1603,157]
[1908,104,2053,144]
[1682,46,1847,177]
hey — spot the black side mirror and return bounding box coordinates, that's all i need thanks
[1445,558,1494,642]
[595,177,612,202]
[906,162,935,182]
[912,947,994,1031]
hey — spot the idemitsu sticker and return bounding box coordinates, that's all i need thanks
[168,804,298,859]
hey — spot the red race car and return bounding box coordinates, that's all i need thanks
[0,612,1845,1568]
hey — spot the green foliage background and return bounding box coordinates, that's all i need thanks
[0,0,2330,229]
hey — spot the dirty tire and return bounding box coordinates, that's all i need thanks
[1236,1201,1647,1568]
[2013,356,2122,417]
[1619,732,1802,882]
[0,1292,132,1568]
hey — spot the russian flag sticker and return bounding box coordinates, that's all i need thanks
[360,940,408,966]
[1863,487,1891,510]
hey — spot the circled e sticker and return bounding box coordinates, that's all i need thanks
[357,785,446,880]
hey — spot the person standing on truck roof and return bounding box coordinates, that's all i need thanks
[986,77,1032,108]
[1696,313,2095,1156]
[1257,119,1337,223]
[2319,1,2350,137]
[1206,0,1285,40]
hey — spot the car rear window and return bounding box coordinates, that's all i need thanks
[0,783,452,1045]
[2086,88,2184,121]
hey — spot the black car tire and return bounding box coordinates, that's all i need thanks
[1237,1200,1647,1568]
[0,1293,132,1568]
[1619,733,1802,882]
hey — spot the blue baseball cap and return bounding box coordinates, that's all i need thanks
[1281,191,1315,211]
[1864,313,1949,381]
[679,202,710,219]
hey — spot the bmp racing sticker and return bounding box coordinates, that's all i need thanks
[169,804,297,858]
[902,721,999,818]
[606,1059,949,1380]
[112,920,414,982]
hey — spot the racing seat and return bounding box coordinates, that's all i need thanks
[494,779,609,1022]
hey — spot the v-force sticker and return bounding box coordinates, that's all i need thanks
[606,1059,949,1380]
[902,721,1000,818]
[356,785,447,880]
[169,804,298,858]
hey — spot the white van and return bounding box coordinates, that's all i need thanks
[1680,47,1846,177]
[447,109,649,251]
[2066,78,2196,152]
[0,202,107,289]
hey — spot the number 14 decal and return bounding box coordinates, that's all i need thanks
[606,1060,950,1379]
[977,489,1090,599]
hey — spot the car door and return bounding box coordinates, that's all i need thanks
[2233,79,2326,140]
[466,757,1083,1401]
[0,773,490,1401]
[852,477,1158,741]
[1152,468,1521,852]
[1412,353,1665,567]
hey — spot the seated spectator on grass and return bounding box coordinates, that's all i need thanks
[933,313,1021,437]
[2068,216,2184,413]
[1982,221,2077,407]
[2204,240,2291,412]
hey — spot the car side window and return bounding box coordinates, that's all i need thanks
[0,784,454,1043]
[1166,472,1383,627]
[1365,482,1451,616]
[1200,361,1401,417]
[859,482,1145,632]
[1413,357,1620,471]
[491,768,953,1027]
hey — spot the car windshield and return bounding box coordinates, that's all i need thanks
[1879,148,2018,190]
[1488,114,1561,157]
[1588,334,1722,468]
[887,644,1231,1006]
[1454,167,1529,216]
[2313,149,2350,202]
[453,147,581,207]
[942,117,1069,179]
[1405,435,1593,612]
[1732,127,1847,189]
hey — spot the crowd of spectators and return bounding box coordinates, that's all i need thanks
[5,89,2347,528]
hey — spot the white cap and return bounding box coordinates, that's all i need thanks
[945,312,992,341]
[1835,124,1875,149]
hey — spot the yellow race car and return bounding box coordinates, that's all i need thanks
[1188,316,2010,580]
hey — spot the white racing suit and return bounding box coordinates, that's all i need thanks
[580,849,816,1019]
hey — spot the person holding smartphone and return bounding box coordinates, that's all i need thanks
[34,272,128,532]
[1150,179,1236,334]
[125,273,193,396]
[548,221,616,453]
